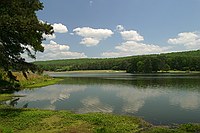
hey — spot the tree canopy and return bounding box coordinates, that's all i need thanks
[0,0,53,73]
[34,50,200,73]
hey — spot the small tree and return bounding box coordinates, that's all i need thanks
[0,0,53,76]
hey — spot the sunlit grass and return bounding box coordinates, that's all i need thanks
[0,106,148,133]
[0,94,13,102]
[0,106,200,133]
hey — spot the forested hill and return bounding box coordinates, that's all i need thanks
[34,50,200,73]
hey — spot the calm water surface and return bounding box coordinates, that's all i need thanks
[8,72,200,125]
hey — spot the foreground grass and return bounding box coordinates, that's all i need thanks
[0,105,149,133]
[0,105,200,133]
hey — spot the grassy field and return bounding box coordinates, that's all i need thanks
[0,104,200,133]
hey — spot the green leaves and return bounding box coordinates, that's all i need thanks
[0,0,53,73]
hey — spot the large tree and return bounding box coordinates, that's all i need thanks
[0,0,53,74]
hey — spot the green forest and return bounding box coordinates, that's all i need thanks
[35,50,200,73]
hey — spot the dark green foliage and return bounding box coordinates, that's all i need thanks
[0,0,53,73]
[137,61,145,72]
[35,50,200,73]
[35,57,133,72]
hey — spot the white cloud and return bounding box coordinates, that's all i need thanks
[120,30,144,41]
[101,27,177,58]
[73,27,114,46]
[41,22,68,40]
[168,32,200,50]
[116,25,125,32]
[40,21,68,33]
[35,40,87,61]
[42,33,56,40]
[46,40,70,51]
[52,23,68,33]
[80,38,100,46]
[102,41,170,58]
[115,41,164,53]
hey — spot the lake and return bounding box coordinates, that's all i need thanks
[7,72,200,125]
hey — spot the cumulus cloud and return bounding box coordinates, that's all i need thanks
[34,40,87,61]
[120,30,144,41]
[40,21,68,33]
[42,22,68,40]
[168,32,200,50]
[45,40,70,51]
[80,38,100,46]
[101,26,174,58]
[102,41,170,58]
[115,41,164,53]
[52,23,68,33]
[73,27,114,46]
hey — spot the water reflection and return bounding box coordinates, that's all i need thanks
[78,96,113,113]
[14,85,86,110]
[116,88,164,113]
[9,73,200,124]
[169,92,200,110]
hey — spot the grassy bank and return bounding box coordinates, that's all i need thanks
[45,70,126,74]
[0,105,200,133]
[0,72,62,90]
[13,72,62,89]
[0,94,14,102]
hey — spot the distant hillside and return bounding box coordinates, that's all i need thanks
[164,50,200,57]
[34,50,200,73]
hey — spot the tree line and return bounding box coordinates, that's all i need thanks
[35,50,200,73]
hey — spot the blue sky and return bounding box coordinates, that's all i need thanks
[35,0,200,60]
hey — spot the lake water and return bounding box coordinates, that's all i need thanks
[8,72,200,125]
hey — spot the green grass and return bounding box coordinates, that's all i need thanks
[0,72,63,90]
[23,78,62,88]
[12,72,63,89]
[0,94,13,102]
[0,106,149,133]
[0,105,200,133]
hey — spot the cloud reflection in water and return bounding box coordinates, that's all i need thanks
[15,85,86,109]
[78,96,113,113]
